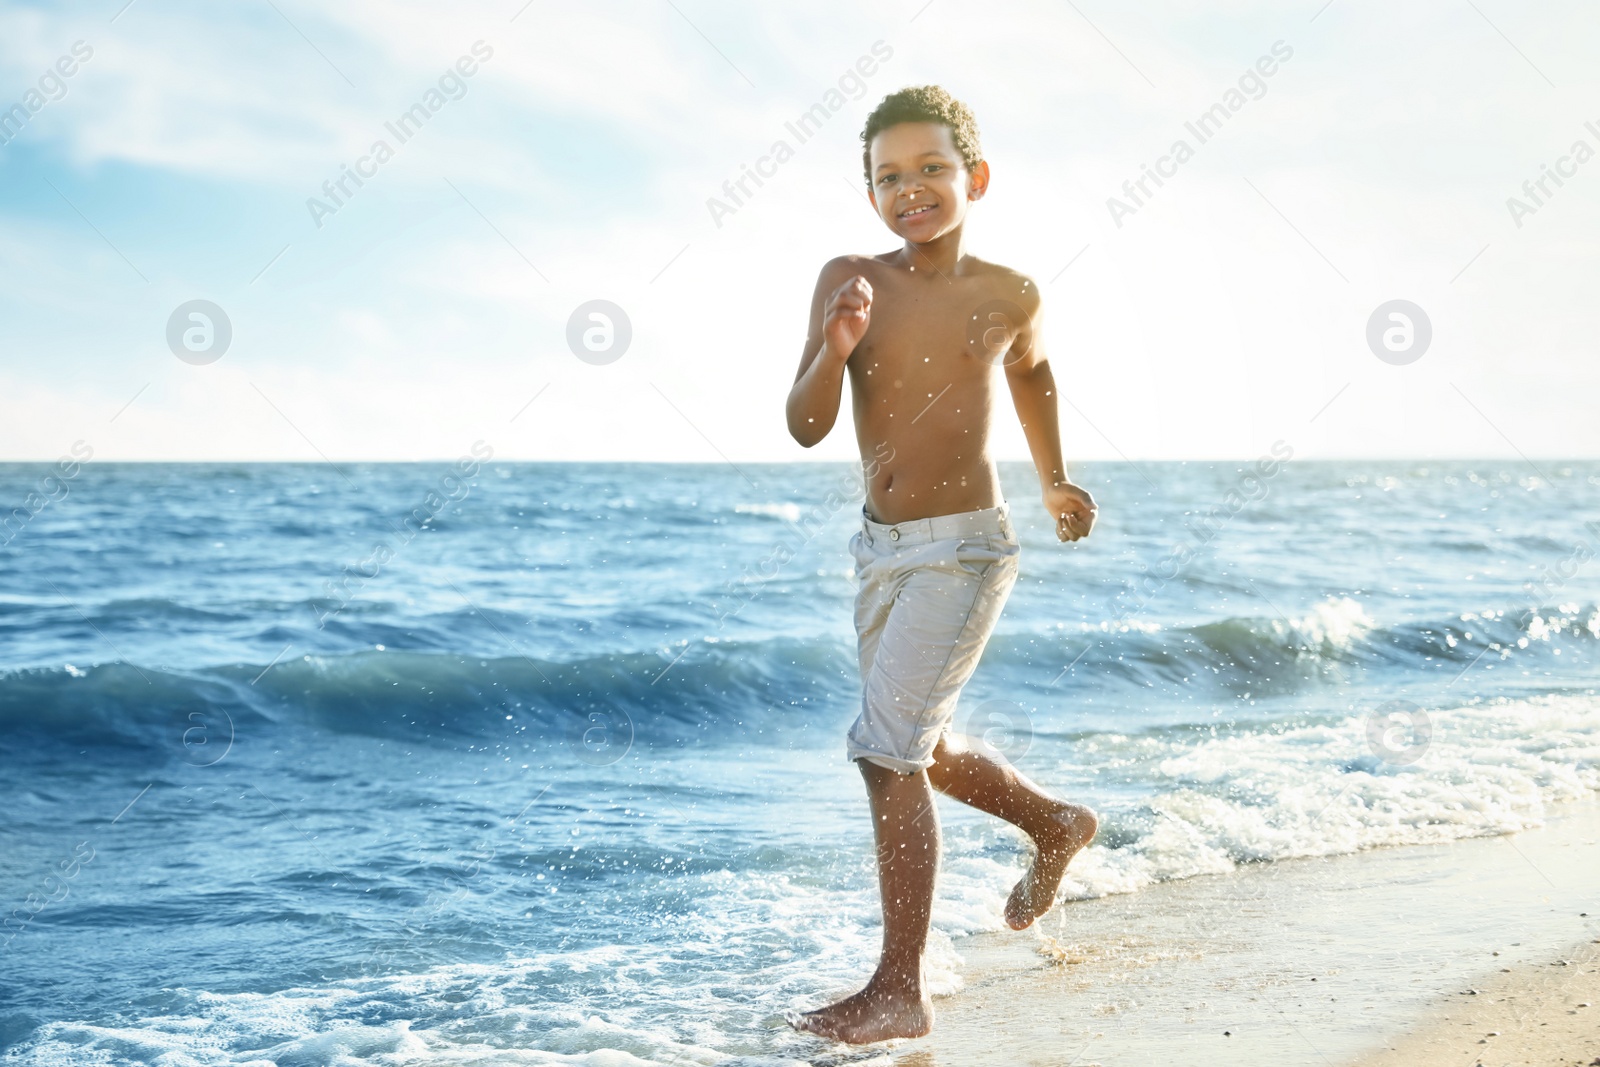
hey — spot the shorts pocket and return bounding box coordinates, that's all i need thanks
[848,529,872,576]
[959,533,1022,578]
[953,535,1005,578]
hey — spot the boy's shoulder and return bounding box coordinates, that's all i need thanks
[816,251,893,281]
[960,255,1045,314]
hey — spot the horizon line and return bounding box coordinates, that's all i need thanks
[1,455,1594,466]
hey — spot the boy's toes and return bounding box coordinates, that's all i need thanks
[1004,879,1042,930]
[1003,881,1025,928]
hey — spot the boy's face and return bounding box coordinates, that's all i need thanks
[866,121,987,241]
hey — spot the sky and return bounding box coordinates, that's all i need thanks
[1,0,1597,463]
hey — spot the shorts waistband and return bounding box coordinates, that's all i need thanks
[861,502,1013,547]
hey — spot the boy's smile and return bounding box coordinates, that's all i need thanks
[867,121,987,242]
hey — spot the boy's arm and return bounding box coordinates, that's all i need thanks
[787,259,872,448]
[1003,286,1097,542]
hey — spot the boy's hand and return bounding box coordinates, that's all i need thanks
[1043,482,1097,542]
[823,275,872,361]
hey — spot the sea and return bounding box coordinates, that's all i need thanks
[1,458,1597,1065]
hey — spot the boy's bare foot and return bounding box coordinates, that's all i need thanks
[790,981,934,1044]
[1004,803,1097,930]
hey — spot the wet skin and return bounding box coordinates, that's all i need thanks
[786,121,1096,540]
[784,120,1100,1045]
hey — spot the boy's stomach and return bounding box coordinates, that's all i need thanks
[860,446,1006,525]
[849,364,1011,524]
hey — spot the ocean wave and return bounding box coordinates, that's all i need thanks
[2,599,1595,751]
[0,641,855,754]
[6,692,1596,1067]
[1003,597,1599,696]
[732,502,807,523]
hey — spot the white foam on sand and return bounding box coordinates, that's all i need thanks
[1058,692,1600,899]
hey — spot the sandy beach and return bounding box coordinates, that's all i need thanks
[1355,936,1599,1067]
[877,796,1600,1065]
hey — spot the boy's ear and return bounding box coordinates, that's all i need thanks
[968,159,991,201]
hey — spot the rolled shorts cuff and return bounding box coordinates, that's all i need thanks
[846,738,935,775]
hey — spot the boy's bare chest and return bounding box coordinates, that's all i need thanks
[849,280,1002,381]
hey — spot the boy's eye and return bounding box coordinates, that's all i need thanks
[878,174,896,185]
[924,165,943,173]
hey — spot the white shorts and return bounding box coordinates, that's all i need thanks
[846,503,1020,774]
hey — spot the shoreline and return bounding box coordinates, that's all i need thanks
[876,795,1600,1065]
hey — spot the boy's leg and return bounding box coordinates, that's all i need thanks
[926,731,1097,929]
[795,759,937,1043]
[801,510,1024,1043]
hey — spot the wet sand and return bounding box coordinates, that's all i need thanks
[1355,935,1598,1067]
[876,797,1600,1066]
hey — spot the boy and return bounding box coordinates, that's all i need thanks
[785,86,1100,1044]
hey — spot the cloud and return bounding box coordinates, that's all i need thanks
[2,0,1598,460]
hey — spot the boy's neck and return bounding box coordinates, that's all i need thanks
[898,226,968,278]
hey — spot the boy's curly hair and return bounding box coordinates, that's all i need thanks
[860,85,983,188]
